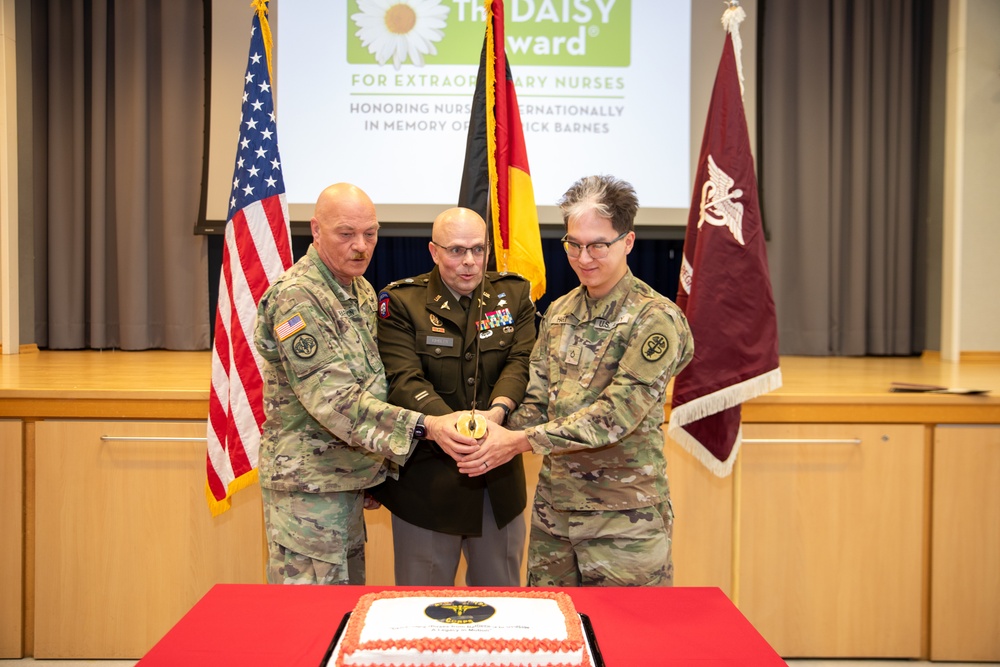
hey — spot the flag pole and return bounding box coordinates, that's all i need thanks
[724,0,746,605]
[205,0,293,515]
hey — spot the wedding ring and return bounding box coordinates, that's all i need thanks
[483,461,489,468]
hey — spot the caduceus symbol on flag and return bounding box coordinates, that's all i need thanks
[699,155,746,246]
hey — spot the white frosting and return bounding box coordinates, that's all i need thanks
[359,596,568,641]
[330,594,588,667]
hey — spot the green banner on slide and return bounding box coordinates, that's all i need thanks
[346,0,631,68]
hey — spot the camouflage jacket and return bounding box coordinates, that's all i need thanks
[254,245,423,493]
[508,270,694,511]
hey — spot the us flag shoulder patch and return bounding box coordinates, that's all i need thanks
[275,313,306,341]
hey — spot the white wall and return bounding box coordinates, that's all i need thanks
[958,0,1000,352]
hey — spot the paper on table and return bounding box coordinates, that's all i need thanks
[889,382,990,395]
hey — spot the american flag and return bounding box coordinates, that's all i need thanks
[206,0,293,516]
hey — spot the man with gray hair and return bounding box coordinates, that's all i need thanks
[458,174,694,587]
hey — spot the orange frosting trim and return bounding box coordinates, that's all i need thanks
[342,664,585,667]
[340,664,583,667]
[335,590,588,667]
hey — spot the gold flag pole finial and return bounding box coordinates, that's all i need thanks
[250,0,276,84]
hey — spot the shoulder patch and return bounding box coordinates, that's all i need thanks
[618,305,684,385]
[641,333,670,361]
[291,333,318,358]
[275,313,307,342]
[378,292,391,319]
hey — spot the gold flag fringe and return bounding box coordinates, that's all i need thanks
[206,467,260,517]
[251,0,276,85]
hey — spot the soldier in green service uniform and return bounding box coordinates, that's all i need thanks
[371,207,536,586]
[254,183,476,586]
[457,175,694,587]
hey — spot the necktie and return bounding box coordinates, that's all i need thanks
[459,296,471,312]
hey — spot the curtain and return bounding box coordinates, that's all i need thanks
[32,0,208,350]
[759,0,932,355]
[248,235,684,327]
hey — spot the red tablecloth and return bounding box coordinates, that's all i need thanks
[138,584,784,666]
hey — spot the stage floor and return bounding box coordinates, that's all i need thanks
[1,350,997,422]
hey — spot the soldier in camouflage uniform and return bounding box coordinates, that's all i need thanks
[254,183,476,585]
[457,175,694,587]
[372,207,535,586]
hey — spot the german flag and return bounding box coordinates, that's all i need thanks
[458,0,545,302]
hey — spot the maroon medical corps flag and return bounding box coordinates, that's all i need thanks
[667,5,781,477]
[459,0,546,301]
[206,0,292,516]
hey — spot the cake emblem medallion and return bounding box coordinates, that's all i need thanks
[424,600,496,624]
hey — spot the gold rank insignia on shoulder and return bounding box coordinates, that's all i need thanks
[275,313,306,341]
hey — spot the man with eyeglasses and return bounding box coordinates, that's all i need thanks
[458,175,694,587]
[371,206,537,586]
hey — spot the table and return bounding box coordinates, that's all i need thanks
[137,584,784,666]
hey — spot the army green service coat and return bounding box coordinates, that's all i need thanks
[371,266,536,535]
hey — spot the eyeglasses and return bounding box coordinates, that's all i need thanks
[431,241,488,259]
[560,231,629,259]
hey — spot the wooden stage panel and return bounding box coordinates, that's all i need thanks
[2,350,997,423]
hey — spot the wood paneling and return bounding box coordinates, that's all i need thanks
[665,436,733,593]
[0,420,23,657]
[737,424,927,658]
[33,421,265,658]
[930,425,1000,661]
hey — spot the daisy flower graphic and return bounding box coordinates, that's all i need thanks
[351,0,450,70]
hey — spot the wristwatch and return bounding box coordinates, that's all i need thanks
[490,402,511,425]
[412,415,427,440]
